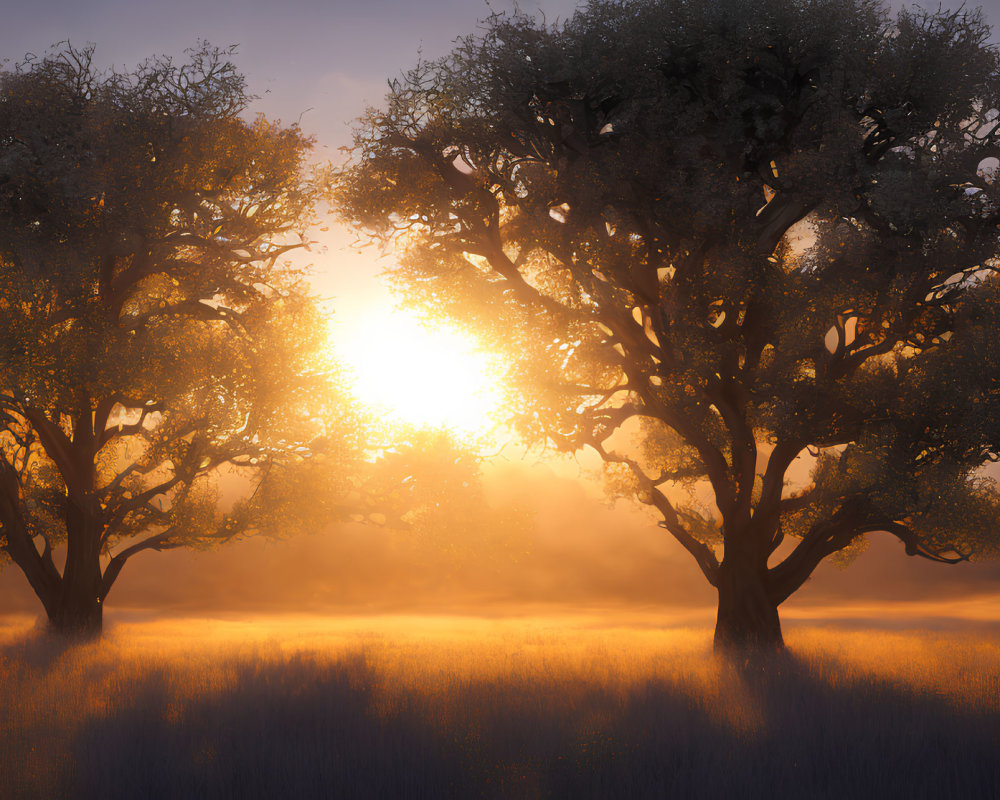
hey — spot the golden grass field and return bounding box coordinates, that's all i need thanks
[2,611,999,799]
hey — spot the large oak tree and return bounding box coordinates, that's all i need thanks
[336,0,1000,651]
[0,44,355,636]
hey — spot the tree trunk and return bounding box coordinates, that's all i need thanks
[47,498,105,638]
[48,588,103,638]
[713,554,783,654]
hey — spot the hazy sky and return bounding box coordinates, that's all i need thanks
[0,0,578,149]
[0,0,560,147]
[6,0,999,146]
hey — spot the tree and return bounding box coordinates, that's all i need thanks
[335,0,1000,652]
[0,43,353,636]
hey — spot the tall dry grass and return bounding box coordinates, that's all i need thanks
[1,613,998,799]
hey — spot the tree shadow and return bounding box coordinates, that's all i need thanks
[0,618,94,671]
[11,642,998,800]
[60,652,477,800]
[546,647,1000,799]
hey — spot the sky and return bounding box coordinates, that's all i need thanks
[2,0,1000,619]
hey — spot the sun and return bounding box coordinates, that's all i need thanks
[335,306,503,437]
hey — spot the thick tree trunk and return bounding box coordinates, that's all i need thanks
[48,589,103,638]
[46,498,105,638]
[713,554,783,654]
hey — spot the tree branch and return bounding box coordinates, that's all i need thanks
[0,459,62,615]
[100,526,182,601]
[97,403,160,449]
[587,437,720,584]
[21,406,83,495]
[768,505,861,604]
[863,521,971,564]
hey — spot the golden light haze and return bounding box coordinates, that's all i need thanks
[3,457,998,620]
[334,304,504,436]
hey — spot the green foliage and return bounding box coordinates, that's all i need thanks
[336,0,1000,606]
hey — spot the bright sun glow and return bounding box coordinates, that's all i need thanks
[336,307,502,437]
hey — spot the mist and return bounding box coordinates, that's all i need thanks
[3,459,997,624]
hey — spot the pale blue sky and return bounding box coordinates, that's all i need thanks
[0,0,578,149]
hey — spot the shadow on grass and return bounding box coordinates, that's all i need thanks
[60,652,478,800]
[3,625,998,799]
[48,652,999,799]
[0,620,88,670]
[548,651,1000,799]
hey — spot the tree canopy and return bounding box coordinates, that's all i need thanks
[336,0,1000,651]
[0,43,353,635]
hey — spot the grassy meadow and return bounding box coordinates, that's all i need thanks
[1,611,999,799]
